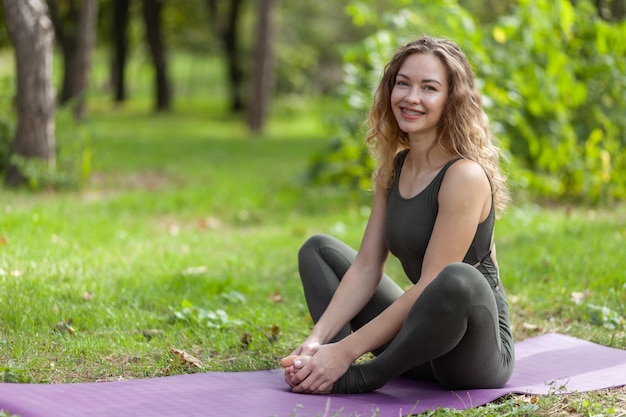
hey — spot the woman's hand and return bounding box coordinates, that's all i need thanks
[281,339,321,388]
[284,343,353,394]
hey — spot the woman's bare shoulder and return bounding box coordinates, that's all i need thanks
[440,159,491,204]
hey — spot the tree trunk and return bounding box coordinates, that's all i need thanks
[612,0,625,19]
[72,0,98,120]
[248,0,274,133]
[111,0,131,103]
[47,0,98,119]
[206,0,246,113]
[224,0,245,112]
[594,0,625,20]
[206,0,218,27]
[47,0,78,104]
[3,0,56,187]
[142,0,172,111]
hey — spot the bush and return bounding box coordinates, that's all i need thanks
[308,0,626,205]
[483,0,626,203]
[0,104,92,191]
[307,0,482,193]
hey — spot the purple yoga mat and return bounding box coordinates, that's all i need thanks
[0,333,625,417]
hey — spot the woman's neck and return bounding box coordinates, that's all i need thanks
[405,141,454,174]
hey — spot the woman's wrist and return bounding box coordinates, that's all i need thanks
[308,325,330,345]
[336,335,364,363]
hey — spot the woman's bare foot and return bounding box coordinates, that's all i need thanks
[280,355,333,394]
[280,354,310,369]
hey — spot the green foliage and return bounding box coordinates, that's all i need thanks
[0,366,31,383]
[483,0,626,203]
[307,0,484,192]
[0,2,9,49]
[2,105,92,191]
[0,76,14,175]
[273,2,375,95]
[586,303,625,330]
[53,106,93,188]
[457,0,518,23]
[308,0,626,204]
[168,299,244,329]
[0,63,91,189]
[0,114,13,176]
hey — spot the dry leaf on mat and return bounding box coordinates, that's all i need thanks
[168,347,203,368]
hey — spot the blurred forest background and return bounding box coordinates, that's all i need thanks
[0,0,625,205]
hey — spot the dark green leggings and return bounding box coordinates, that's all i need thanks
[298,234,515,393]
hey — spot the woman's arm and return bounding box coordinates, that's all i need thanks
[340,160,492,353]
[298,186,392,350]
[289,160,493,393]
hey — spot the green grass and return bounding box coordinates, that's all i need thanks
[1,52,625,415]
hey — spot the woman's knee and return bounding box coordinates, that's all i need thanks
[298,234,331,261]
[427,263,490,305]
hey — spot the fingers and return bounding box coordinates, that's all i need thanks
[291,370,332,394]
[281,351,332,394]
[283,368,297,388]
[288,361,310,386]
[289,359,331,394]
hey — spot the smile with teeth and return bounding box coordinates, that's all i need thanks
[401,107,424,116]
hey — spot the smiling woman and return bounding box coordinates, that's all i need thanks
[391,53,448,143]
[281,35,514,395]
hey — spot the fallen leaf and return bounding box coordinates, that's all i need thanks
[142,329,164,340]
[522,322,539,331]
[570,289,591,305]
[168,347,203,368]
[266,324,280,343]
[0,236,7,246]
[197,216,222,230]
[240,333,253,349]
[269,290,283,303]
[168,223,180,236]
[53,321,76,335]
[82,291,94,301]
[182,266,208,276]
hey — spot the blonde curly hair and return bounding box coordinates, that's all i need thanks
[365,36,510,212]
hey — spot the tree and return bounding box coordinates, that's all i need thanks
[593,0,626,20]
[3,0,56,187]
[142,0,172,111]
[47,0,99,120]
[247,0,274,132]
[206,0,246,113]
[458,0,517,22]
[110,0,131,103]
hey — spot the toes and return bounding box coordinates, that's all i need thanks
[280,355,300,367]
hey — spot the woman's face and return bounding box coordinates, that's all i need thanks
[390,53,449,142]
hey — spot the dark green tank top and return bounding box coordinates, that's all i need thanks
[384,149,499,289]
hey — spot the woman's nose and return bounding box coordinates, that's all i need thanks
[404,87,421,103]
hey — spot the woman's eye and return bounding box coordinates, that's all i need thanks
[423,85,436,91]
[396,80,409,86]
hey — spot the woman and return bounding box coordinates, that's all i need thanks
[281,36,514,394]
